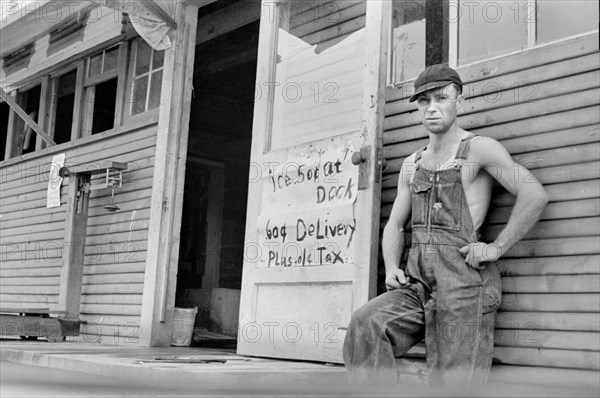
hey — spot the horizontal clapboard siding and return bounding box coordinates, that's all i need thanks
[382,31,600,374]
[0,123,158,341]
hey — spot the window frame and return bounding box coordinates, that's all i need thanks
[11,82,43,157]
[46,63,83,147]
[124,37,165,124]
[79,42,129,138]
[388,0,599,86]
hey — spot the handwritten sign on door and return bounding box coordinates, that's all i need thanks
[257,143,358,267]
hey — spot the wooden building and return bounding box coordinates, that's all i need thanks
[1,0,598,387]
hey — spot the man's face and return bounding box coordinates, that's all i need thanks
[415,84,462,134]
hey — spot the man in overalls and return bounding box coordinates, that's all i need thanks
[343,65,549,387]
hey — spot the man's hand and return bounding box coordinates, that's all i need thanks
[385,269,411,291]
[459,242,501,270]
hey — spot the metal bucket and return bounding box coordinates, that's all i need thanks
[171,307,198,347]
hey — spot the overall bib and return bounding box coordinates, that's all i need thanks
[343,134,502,386]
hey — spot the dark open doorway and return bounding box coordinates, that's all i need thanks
[176,13,259,347]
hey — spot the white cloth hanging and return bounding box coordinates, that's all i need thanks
[118,0,177,50]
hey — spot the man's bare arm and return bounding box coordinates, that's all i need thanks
[461,137,549,268]
[382,157,414,290]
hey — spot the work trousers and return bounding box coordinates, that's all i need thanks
[342,275,497,386]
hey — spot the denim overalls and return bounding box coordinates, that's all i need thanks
[343,134,502,386]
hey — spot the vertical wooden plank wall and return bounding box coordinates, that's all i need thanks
[381,32,599,377]
[0,124,158,343]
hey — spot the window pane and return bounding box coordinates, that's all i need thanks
[391,0,426,83]
[270,0,366,150]
[91,78,118,134]
[54,70,77,145]
[135,39,152,76]
[458,0,527,65]
[390,0,448,84]
[537,0,599,44]
[148,70,163,110]
[89,52,103,77]
[152,49,165,70]
[57,70,77,98]
[104,46,119,72]
[131,76,148,115]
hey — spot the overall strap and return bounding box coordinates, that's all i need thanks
[408,147,428,183]
[455,133,478,160]
[414,146,427,163]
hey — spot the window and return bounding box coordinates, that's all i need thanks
[7,85,42,157]
[268,0,367,150]
[90,79,118,134]
[390,0,448,84]
[127,37,165,117]
[458,1,528,65]
[389,0,599,85]
[89,46,119,77]
[81,45,123,136]
[52,70,77,145]
[3,36,164,160]
[536,0,599,44]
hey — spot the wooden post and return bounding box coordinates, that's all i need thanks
[139,1,199,347]
[57,175,90,320]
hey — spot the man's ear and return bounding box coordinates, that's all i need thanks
[456,93,465,111]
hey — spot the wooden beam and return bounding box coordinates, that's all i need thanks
[144,0,178,30]
[0,88,57,147]
[57,175,90,320]
[35,76,51,151]
[59,161,128,176]
[70,62,86,141]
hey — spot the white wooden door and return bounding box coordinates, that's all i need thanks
[238,0,389,363]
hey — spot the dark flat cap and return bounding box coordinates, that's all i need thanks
[409,64,463,102]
